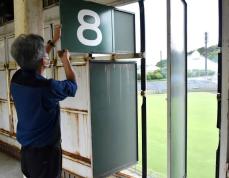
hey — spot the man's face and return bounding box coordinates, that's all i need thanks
[42,53,50,68]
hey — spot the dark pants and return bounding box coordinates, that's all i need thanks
[21,145,62,178]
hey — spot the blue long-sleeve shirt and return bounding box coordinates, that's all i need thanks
[10,69,77,147]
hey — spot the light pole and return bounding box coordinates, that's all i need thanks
[205,32,208,78]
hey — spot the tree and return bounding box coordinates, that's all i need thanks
[156,59,167,69]
[147,70,164,80]
[197,45,220,63]
[156,59,167,78]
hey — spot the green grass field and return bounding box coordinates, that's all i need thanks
[136,92,218,178]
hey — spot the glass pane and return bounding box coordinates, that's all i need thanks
[187,0,219,178]
[168,0,187,178]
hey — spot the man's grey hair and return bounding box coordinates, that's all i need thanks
[11,34,45,70]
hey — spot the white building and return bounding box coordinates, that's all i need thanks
[188,50,217,72]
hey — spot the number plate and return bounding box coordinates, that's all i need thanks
[60,0,135,54]
[60,0,113,53]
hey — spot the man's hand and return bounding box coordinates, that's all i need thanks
[53,24,61,43]
[57,49,76,82]
[58,49,70,63]
[46,24,61,54]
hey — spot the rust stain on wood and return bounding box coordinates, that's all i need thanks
[61,107,88,114]
[0,98,8,103]
[0,138,91,165]
[0,140,20,160]
[74,113,80,148]
[56,63,87,67]
[62,150,91,165]
[9,114,14,134]
[0,128,10,136]
[0,128,16,137]
[10,104,16,132]
[67,112,81,148]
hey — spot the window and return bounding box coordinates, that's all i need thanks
[0,0,14,26]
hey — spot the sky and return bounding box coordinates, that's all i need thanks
[119,0,218,65]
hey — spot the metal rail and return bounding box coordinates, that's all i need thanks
[139,0,147,177]
[215,0,222,177]
[182,1,188,177]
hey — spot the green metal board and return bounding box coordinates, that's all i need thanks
[113,10,135,53]
[60,0,135,53]
[89,61,138,177]
[60,0,113,53]
[167,0,187,178]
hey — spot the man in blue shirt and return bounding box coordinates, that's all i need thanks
[10,26,77,178]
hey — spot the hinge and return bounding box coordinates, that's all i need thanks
[217,93,221,102]
[218,46,222,53]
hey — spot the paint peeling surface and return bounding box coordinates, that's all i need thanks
[0,71,7,99]
[58,66,89,110]
[6,36,14,62]
[0,69,10,132]
[61,112,90,158]
[0,102,10,131]
[58,64,92,165]
[0,39,5,64]
[11,104,18,134]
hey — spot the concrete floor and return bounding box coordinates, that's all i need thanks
[0,152,23,178]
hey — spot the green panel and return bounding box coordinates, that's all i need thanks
[90,61,138,177]
[60,0,135,54]
[113,10,135,53]
[60,0,113,53]
[168,0,187,178]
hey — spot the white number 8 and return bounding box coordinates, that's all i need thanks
[77,9,102,46]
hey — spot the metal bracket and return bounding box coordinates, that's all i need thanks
[141,90,146,97]
[140,52,145,58]
[217,93,221,102]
